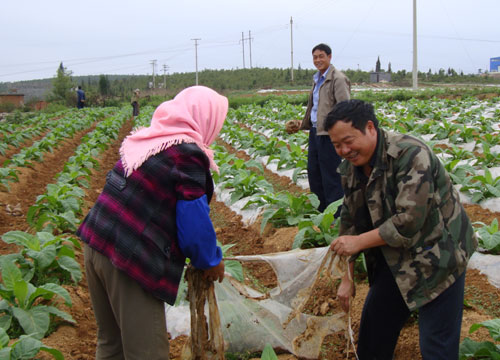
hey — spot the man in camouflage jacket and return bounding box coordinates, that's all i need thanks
[325,100,477,360]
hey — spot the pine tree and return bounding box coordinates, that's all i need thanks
[51,62,74,102]
[376,56,381,72]
[99,75,110,96]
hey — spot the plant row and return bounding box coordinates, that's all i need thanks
[224,96,500,360]
[0,108,115,191]
[0,108,129,359]
[221,100,500,254]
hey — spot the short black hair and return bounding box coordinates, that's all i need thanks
[324,99,379,133]
[78,86,82,90]
[312,43,332,56]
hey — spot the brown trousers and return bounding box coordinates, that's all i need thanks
[84,245,170,360]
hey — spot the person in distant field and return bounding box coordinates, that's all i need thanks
[326,99,477,360]
[298,43,351,214]
[77,86,227,360]
[76,86,86,109]
[131,88,140,117]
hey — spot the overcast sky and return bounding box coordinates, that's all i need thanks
[1,0,499,83]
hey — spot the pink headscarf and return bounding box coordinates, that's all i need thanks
[120,86,228,177]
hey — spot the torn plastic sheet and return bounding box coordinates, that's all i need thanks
[214,183,264,226]
[468,252,500,289]
[166,246,347,359]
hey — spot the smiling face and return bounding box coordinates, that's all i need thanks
[328,119,378,170]
[312,49,332,74]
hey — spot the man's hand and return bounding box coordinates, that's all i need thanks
[202,261,225,283]
[330,235,361,256]
[337,275,355,312]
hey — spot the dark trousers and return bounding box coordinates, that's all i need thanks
[132,102,139,116]
[307,127,343,213]
[357,257,466,360]
[84,245,170,360]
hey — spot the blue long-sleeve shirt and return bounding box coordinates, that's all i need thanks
[176,195,222,269]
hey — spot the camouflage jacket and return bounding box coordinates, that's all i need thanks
[338,129,477,310]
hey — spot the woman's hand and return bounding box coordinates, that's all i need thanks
[202,261,225,283]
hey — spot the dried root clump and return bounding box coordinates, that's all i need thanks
[285,120,302,134]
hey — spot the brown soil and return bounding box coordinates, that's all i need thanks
[0,115,499,360]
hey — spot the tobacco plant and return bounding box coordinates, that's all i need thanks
[474,219,500,255]
[245,191,320,234]
[0,259,75,340]
[1,231,82,285]
[0,329,64,360]
[293,200,342,249]
[459,319,500,359]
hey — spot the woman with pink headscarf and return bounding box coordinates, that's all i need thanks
[77,86,228,359]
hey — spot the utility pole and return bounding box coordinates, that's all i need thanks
[240,32,253,69]
[191,38,201,85]
[240,32,246,68]
[290,17,294,82]
[162,64,169,89]
[248,30,253,69]
[150,59,157,88]
[412,0,418,90]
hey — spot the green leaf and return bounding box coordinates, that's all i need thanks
[57,256,82,283]
[471,192,484,203]
[489,218,499,233]
[0,300,9,312]
[11,335,43,359]
[319,213,335,231]
[1,231,40,251]
[37,283,72,306]
[1,260,23,291]
[0,347,10,359]
[293,228,308,249]
[39,345,64,360]
[0,328,9,348]
[57,244,76,258]
[220,243,236,254]
[261,343,278,360]
[260,208,279,234]
[37,231,56,247]
[12,307,50,340]
[485,183,500,198]
[45,306,75,324]
[308,193,321,209]
[459,337,500,360]
[225,260,243,282]
[470,319,500,342]
[0,314,12,333]
[27,245,57,270]
[13,280,29,309]
[324,198,343,214]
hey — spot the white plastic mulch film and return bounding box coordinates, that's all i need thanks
[166,246,348,359]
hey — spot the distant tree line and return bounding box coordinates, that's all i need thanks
[1,63,499,108]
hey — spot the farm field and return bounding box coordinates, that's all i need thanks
[0,94,499,359]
